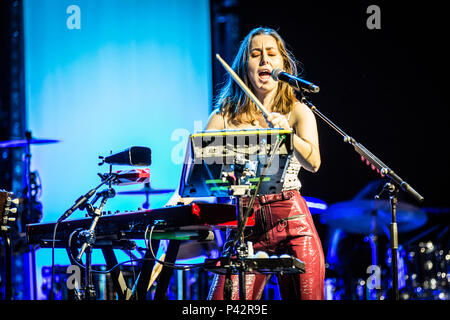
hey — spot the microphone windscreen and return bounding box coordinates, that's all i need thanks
[104,146,151,166]
[271,68,283,81]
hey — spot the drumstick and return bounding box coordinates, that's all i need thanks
[215,54,270,118]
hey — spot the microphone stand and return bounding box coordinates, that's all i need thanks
[24,131,38,299]
[223,135,285,300]
[298,91,424,300]
[75,186,115,300]
[375,182,400,300]
[227,161,250,301]
[51,171,116,300]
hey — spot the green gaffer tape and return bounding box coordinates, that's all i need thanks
[205,177,270,184]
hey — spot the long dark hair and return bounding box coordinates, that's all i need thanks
[215,27,300,126]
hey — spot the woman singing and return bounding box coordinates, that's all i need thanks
[206,27,325,300]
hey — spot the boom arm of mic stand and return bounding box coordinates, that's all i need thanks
[58,174,117,223]
[76,193,110,261]
[301,97,424,204]
[300,95,422,302]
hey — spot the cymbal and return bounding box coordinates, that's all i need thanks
[320,199,427,235]
[303,196,328,214]
[117,183,174,196]
[0,138,60,148]
[177,240,218,260]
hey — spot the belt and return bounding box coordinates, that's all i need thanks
[255,189,298,205]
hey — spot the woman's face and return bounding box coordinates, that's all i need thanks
[246,34,284,97]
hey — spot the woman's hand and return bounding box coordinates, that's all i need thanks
[267,112,292,130]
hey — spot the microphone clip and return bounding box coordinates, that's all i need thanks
[98,156,106,166]
[97,172,118,184]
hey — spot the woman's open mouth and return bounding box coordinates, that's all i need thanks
[258,69,272,82]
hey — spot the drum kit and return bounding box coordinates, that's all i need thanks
[1,134,448,300]
[0,134,58,238]
[0,134,58,300]
[0,138,60,148]
[319,183,448,300]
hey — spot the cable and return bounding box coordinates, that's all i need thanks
[230,134,285,251]
[143,225,191,270]
[66,228,141,274]
[48,219,215,301]
[128,249,137,285]
[143,223,215,271]
[50,220,60,300]
[62,225,210,276]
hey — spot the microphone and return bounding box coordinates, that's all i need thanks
[271,69,320,93]
[57,168,150,223]
[57,188,96,223]
[99,146,152,166]
[112,168,150,186]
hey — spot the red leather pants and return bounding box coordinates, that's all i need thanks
[208,190,325,300]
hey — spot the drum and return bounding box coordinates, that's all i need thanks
[390,240,449,300]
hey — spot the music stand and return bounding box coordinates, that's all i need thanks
[179,129,293,198]
[179,129,296,300]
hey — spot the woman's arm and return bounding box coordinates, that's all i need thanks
[205,109,226,131]
[267,102,321,173]
[290,102,321,172]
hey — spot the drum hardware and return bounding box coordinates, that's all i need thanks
[0,136,60,148]
[0,132,50,227]
[117,182,175,209]
[364,231,380,300]
[0,131,53,299]
[355,201,382,300]
[323,201,449,300]
[0,131,56,229]
[0,190,19,300]
[320,199,427,235]
[22,131,42,300]
[322,197,428,300]
[391,223,449,300]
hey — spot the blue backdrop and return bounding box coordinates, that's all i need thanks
[23,0,211,299]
